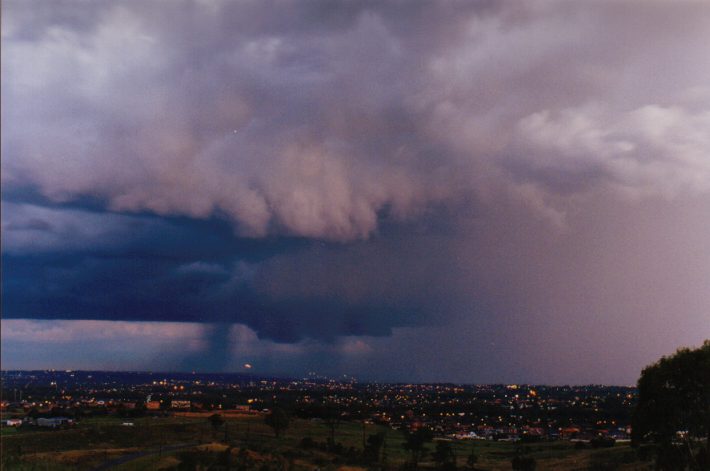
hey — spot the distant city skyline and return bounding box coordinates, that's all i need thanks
[2,1,709,384]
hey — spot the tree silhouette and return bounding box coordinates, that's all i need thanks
[364,432,385,462]
[402,427,434,468]
[432,440,457,470]
[511,454,536,471]
[465,443,478,470]
[26,407,40,420]
[322,403,342,447]
[208,413,224,437]
[264,406,290,438]
[632,340,710,470]
[511,446,536,471]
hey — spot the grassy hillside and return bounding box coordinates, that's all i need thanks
[0,414,652,470]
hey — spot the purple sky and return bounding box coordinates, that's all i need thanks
[2,1,709,384]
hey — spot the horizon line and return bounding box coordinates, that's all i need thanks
[0,369,637,388]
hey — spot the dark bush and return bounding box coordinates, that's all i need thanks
[511,455,536,471]
[300,436,316,449]
[590,436,616,448]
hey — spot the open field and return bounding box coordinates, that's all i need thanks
[1,414,652,470]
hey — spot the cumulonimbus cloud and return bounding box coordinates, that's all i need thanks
[2,2,710,381]
[4,1,710,240]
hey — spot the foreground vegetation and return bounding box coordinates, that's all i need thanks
[1,413,651,470]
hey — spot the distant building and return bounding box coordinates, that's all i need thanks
[37,417,72,428]
[560,427,581,439]
[171,400,191,409]
[146,401,161,410]
[522,426,545,437]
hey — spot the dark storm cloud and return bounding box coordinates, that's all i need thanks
[2,203,454,342]
[2,1,710,381]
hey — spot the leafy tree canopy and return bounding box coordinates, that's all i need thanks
[264,406,290,438]
[632,340,710,470]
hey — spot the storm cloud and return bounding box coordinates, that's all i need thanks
[2,1,709,382]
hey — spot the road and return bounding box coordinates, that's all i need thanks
[92,442,199,470]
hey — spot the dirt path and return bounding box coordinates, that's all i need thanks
[92,442,198,470]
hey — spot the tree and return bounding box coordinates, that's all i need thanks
[364,432,385,462]
[208,413,224,437]
[511,447,536,471]
[264,406,290,438]
[431,440,457,470]
[26,407,40,420]
[465,444,478,470]
[321,403,342,447]
[511,455,536,471]
[402,427,434,468]
[631,340,710,470]
[134,401,147,417]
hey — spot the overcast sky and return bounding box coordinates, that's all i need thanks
[2,0,709,384]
